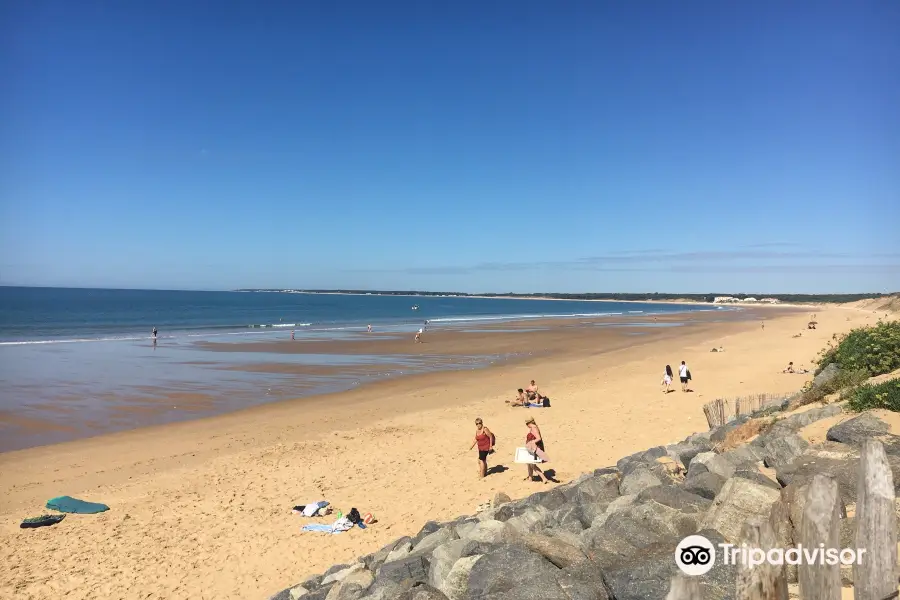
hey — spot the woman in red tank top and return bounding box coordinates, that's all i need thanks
[468,418,494,479]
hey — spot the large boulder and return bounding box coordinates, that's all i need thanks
[683,472,726,500]
[636,485,711,514]
[325,568,374,600]
[619,465,665,495]
[410,527,458,558]
[561,471,620,511]
[455,519,514,544]
[720,444,766,469]
[440,555,481,600]
[427,539,494,592]
[813,363,840,388]
[690,452,735,480]
[617,447,668,474]
[826,412,890,447]
[521,532,588,568]
[466,545,561,599]
[601,529,737,600]
[504,507,555,537]
[396,584,449,600]
[701,477,781,543]
[375,554,430,587]
[550,503,590,534]
[589,494,637,529]
[666,439,712,469]
[710,416,751,445]
[364,538,412,572]
[556,559,612,600]
[761,433,809,468]
[323,564,365,586]
[732,468,781,491]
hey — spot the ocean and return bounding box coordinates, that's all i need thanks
[0,287,720,451]
[0,287,712,344]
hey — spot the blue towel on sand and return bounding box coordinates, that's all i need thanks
[302,524,337,533]
[46,496,109,514]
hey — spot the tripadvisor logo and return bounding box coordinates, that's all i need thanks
[675,534,867,577]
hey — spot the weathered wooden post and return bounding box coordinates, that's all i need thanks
[798,474,841,600]
[666,573,702,599]
[853,439,897,600]
[735,517,789,600]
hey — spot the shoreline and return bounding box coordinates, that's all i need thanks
[0,304,882,600]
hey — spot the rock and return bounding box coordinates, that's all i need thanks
[322,564,364,586]
[521,532,588,568]
[440,554,481,600]
[521,488,568,512]
[683,472,726,500]
[365,538,411,572]
[826,412,890,446]
[732,468,781,490]
[636,485,711,514]
[455,519,512,544]
[619,465,664,495]
[761,433,809,468]
[617,446,667,475]
[410,522,442,546]
[550,503,589,534]
[582,501,697,568]
[709,416,751,445]
[466,544,561,599]
[556,559,612,600]
[360,580,410,600]
[813,363,840,388]
[655,455,686,481]
[721,444,766,468]
[701,477,781,543]
[474,577,571,600]
[562,471,620,508]
[375,554,429,586]
[601,529,736,600]
[492,492,512,507]
[396,584,449,600]
[666,440,711,469]
[775,442,900,504]
[691,452,736,479]
[325,568,374,600]
[590,494,637,528]
[504,507,554,536]
[427,540,493,592]
[765,405,843,435]
[384,541,413,563]
[410,527,457,557]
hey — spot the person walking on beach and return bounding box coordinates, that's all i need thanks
[415,328,423,343]
[679,361,691,392]
[662,365,674,393]
[469,418,494,479]
[152,327,158,339]
[524,417,550,483]
[291,329,295,341]
[367,324,372,333]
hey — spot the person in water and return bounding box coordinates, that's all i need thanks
[524,417,550,483]
[469,418,495,479]
[152,327,158,339]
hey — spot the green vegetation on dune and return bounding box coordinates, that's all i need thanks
[847,379,900,412]
[816,320,900,377]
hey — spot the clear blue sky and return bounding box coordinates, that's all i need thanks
[1,1,898,293]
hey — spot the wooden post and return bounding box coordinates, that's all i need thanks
[853,439,897,600]
[666,573,702,599]
[736,517,789,600]
[798,474,841,600]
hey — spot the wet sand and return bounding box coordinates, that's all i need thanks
[0,303,876,600]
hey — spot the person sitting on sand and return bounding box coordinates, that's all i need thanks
[783,361,795,373]
[525,380,542,402]
[469,418,495,479]
[506,388,527,407]
[524,418,550,483]
[661,365,673,393]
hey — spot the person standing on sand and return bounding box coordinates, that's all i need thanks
[679,360,691,392]
[291,329,295,341]
[469,418,494,478]
[662,365,673,393]
[415,328,423,343]
[152,327,158,339]
[524,418,550,483]
[367,324,372,333]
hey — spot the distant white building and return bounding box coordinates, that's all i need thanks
[760,298,781,304]
[744,297,758,303]
[713,296,739,303]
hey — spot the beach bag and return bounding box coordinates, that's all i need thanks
[347,508,362,525]
[542,396,551,407]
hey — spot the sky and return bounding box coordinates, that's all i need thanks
[1,1,898,294]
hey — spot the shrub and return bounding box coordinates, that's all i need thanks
[815,320,900,377]
[792,368,869,408]
[847,378,900,412]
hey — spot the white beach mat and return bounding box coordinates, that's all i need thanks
[514,447,543,464]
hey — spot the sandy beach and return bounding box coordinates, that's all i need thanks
[0,303,889,600]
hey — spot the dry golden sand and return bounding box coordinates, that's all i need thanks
[0,304,885,599]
